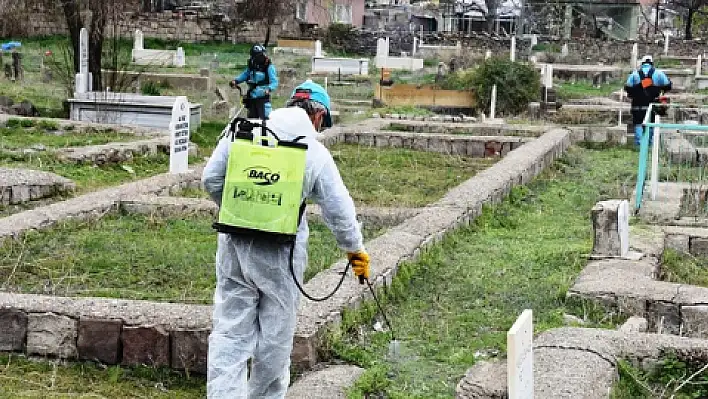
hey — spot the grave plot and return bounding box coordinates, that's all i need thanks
[0,211,385,303]
[0,117,209,198]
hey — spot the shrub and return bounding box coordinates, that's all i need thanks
[141,81,161,96]
[450,57,540,116]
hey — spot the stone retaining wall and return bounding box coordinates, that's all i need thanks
[0,114,164,137]
[0,168,75,206]
[343,131,531,157]
[54,138,199,166]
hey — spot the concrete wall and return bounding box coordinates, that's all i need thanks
[376,83,476,108]
[306,0,365,28]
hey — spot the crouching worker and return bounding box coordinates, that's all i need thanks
[202,80,370,399]
[624,55,672,147]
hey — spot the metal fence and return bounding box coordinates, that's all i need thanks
[634,103,708,216]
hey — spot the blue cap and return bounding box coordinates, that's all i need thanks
[291,80,333,128]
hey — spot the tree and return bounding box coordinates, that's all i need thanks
[226,0,295,46]
[671,0,708,39]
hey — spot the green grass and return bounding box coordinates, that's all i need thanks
[612,354,708,398]
[324,145,638,398]
[0,125,137,150]
[661,248,708,287]
[0,354,205,398]
[556,80,623,100]
[0,213,384,302]
[330,144,496,207]
[0,153,171,194]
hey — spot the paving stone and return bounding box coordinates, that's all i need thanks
[0,308,27,351]
[77,318,122,364]
[122,325,170,367]
[27,313,78,358]
[286,365,364,399]
[618,316,648,333]
[455,359,507,399]
[171,329,209,374]
[534,347,616,398]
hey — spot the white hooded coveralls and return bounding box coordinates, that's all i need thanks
[202,107,364,398]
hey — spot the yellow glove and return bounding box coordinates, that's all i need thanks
[347,250,370,284]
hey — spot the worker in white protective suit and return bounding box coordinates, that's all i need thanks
[202,80,371,399]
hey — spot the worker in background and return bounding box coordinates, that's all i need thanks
[230,44,278,120]
[202,80,370,398]
[624,55,672,147]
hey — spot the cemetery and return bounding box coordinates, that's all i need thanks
[5,5,708,398]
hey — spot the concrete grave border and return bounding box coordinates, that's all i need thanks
[0,118,623,374]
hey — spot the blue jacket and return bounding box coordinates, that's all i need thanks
[234,64,278,99]
[624,63,672,108]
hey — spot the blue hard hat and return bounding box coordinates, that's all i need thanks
[291,80,333,128]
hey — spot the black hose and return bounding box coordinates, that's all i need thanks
[289,241,351,302]
[288,242,397,341]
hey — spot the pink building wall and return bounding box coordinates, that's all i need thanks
[306,0,365,27]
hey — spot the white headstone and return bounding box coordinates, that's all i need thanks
[169,96,191,174]
[376,38,388,65]
[530,35,538,48]
[510,36,516,62]
[490,84,497,120]
[664,31,670,56]
[561,43,569,57]
[697,54,702,77]
[175,47,185,67]
[545,64,553,88]
[631,43,639,68]
[75,28,89,94]
[134,30,144,51]
[508,309,534,399]
[412,37,418,56]
[529,55,537,64]
[618,200,629,258]
[485,50,491,60]
[315,40,323,57]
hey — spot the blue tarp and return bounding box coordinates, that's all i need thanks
[1,42,22,51]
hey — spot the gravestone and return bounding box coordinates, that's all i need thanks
[530,35,538,48]
[490,84,497,119]
[175,47,185,68]
[210,54,219,71]
[75,28,89,94]
[561,44,569,57]
[664,31,670,56]
[591,199,629,258]
[510,37,516,62]
[169,96,191,174]
[485,50,491,60]
[315,40,323,58]
[134,30,144,51]
[697,55,703,77]
[507,309,533,399]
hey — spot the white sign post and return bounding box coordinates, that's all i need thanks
[631,43,638,68]
[664,31,670,56]
[510,36,516,62]
[508,309,534,399]
[530,34,538,48]
[315,40,323,58]
[490,84,497,120]
[650,115,662,200]
[169,96,191,174]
